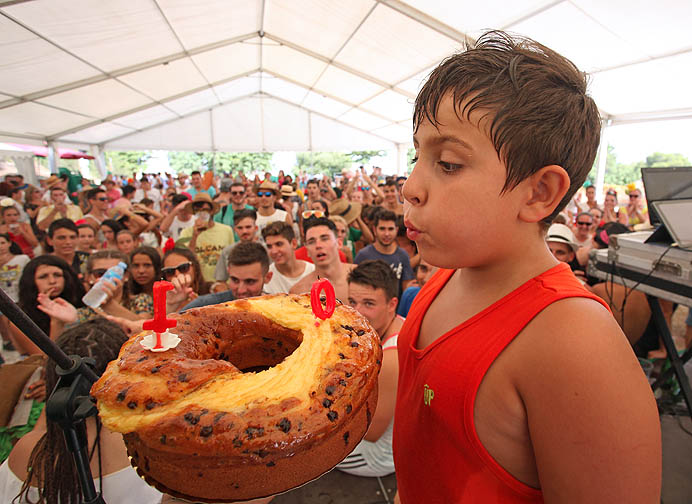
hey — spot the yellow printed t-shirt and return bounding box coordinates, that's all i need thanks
[37,204,83,222]
[180,223,235,282]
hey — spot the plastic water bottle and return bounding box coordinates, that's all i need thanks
[82,262,127,308]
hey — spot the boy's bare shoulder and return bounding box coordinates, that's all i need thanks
[502,296,661,502]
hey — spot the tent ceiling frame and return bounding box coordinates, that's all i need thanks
[0,31,259,110]
[262,68,406,126]
[262,33,416,99]
[101,90,397,150]
[47,68,260,140]
[375,0,472,45]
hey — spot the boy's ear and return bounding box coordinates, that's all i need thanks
[518,165,571,224]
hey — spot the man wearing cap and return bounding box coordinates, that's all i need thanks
[214,181,254,232]
[545,223,585,279]
[178,193,234,282]
[255,181,292,234]
[37,184,83,231]
[329,198,373,250]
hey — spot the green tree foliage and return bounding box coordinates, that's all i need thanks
[167,151,273,174]
[295,152,352,176]
[407,148,416,172]
[587,147,690,187]
[347,150,385,164]
[641,152,690,167]
[105,151,151,176]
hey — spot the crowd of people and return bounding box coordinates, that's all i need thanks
[0,166,430,502]
[0,163,688,502]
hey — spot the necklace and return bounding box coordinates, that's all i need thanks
[380,314,398,340]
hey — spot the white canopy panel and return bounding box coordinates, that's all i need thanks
[0,0,691,152]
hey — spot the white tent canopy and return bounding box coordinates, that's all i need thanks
[1,0,692,160]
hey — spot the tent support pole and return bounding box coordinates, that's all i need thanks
[91,145,107,180]
[47,142,58,174]
[594,118,611,204]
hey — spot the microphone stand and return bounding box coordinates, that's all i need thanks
[0,288,106,503]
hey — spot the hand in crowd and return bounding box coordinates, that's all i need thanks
[166,271,197,312]
[25,378,46,401]
[36,292,78,323]
[101,276,125,308]
[106,314,145,337]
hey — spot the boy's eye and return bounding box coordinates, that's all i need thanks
[438,161,463,173]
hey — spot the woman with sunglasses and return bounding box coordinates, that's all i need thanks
[160,247,210,312]
[126,246,161,317]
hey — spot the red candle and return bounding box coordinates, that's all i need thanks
[143,281,177,349]
[310,278,336,321]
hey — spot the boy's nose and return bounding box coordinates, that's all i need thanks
[402,165,425,206]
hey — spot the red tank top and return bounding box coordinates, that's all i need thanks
[393,263,609,503]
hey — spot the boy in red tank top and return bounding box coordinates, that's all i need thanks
[394,31,661,503]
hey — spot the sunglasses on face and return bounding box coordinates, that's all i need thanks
[629,194,640,198]
[257,191,274,197]
[302,210,325,219]
[231,191,245,196]
[91,268,108,278]
[161,262,192,279]
[576,221,592,226]
[96,197,108,202]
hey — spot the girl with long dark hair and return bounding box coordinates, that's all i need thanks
[0,318,162,504]
[10,255,84,354]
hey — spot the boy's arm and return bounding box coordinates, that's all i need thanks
[517,297,661,503]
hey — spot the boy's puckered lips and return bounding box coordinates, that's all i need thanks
[404,219,421,241]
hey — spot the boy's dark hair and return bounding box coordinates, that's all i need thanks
[48,218,78,238]
[414,30,601,227]
[140,197,154,207]
[121,184,136,197]
[191,170,201,176]
[233,208,257,225]
[348,259,399,301]
[374,209,397,228]
[171,193,190,207]
[262,221,295,242]
[86,188,105,201]
[228,241,270,273]
[384,179,397,188]
[303,216,337,236]
[306,179,319,187]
